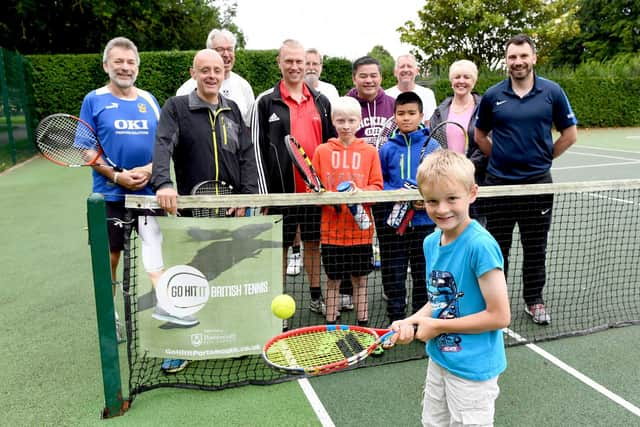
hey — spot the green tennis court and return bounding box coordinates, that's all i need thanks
[1,128,639,426]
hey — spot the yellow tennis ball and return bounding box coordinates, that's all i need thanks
[271,294,296,319]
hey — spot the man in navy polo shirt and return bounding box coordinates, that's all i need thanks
[474,34,578,325]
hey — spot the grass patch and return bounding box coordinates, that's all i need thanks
[0,136,36,172]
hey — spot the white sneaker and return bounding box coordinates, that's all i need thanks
[309,298,326,315]
[153,306,200,327]
[372,244,381,268]
[525,304,551,325]
[340,294,354,311]
[114,310,125,344]
[287,252,302,276]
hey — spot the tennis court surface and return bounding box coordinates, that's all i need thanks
[1,128,639,426]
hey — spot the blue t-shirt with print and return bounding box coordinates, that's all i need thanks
[79,87,160,201]
[423,220,506,381]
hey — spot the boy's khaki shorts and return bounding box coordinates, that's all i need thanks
[422,359,500,427]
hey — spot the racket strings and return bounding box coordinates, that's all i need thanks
[36,115,99,166]
[265,330,376,369]
[192,181,235,217]
[375,118,398,149]
[429,123,449,149]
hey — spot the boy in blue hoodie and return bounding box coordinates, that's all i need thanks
[378,91,441,322]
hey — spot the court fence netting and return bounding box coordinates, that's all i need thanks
[87,179,640,417]
[0,47,37,172]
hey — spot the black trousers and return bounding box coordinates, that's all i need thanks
[483,172,553,305]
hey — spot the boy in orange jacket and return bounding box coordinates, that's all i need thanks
[312,96,383,325]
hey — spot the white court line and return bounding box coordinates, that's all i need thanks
[505,328,640,417]
[586,192,639,205]
[298,378,336,427]
[299,330,640,423]
[566,150,640,161]
[553,160,640,170]
[571,145,640,155]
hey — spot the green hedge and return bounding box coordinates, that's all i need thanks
[26,50,640,127]
[429,67,640,128]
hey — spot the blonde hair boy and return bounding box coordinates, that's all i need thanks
[389,149,511,426]
[331,96,362,120]
[416,147,476,194]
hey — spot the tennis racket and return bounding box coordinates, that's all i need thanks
[284,135,324,192]
[374,117,398,150]
[396,201,426,236]
[420,120,468,161]
[190,180,235,217]
[35,113,122,171]
[262,324,402,376]
[396,181,423,236]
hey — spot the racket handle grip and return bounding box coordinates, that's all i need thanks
[396,209,415,235]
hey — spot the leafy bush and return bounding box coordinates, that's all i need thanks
[26,50,640,127]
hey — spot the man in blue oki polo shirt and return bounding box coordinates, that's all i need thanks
[475,34,578,326]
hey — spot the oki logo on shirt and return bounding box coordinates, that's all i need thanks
[113,119,150,130]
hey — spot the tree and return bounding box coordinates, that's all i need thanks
[550,0,640,65]
[398,0,578,72]
[530,0,580,65]
[1,0,244,54]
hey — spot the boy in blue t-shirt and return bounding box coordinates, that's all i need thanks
[389,149,511,426]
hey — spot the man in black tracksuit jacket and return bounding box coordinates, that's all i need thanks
[151,51,258,215]
[250,39,336,316]
[251,78,334,195]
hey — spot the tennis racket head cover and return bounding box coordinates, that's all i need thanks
[190,180,235,217]
[262,324,395,376]
[35,113,103,167]
[283,135,323,192]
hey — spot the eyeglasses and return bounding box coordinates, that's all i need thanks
[214,47,234,54]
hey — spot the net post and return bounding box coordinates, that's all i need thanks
[86,193,128,418]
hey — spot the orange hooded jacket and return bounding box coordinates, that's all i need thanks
[312,137,383,245]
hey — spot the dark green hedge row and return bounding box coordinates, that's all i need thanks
[27,50,350,117]
[431,72,640,128]
[27,50,640,127]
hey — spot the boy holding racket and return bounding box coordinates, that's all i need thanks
[390,150,510,426]
[311,96,383,325]
[378,91,441,323]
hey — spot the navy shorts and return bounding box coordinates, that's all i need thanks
[321,244,373,280]
[105,201,160,252]
[270,205,321,248]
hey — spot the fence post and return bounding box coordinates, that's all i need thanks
[16,54,34,148]
[0,48,17,165]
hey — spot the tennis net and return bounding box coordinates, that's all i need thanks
[119,179,640,397]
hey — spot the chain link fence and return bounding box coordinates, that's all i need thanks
[0,47,37,172]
